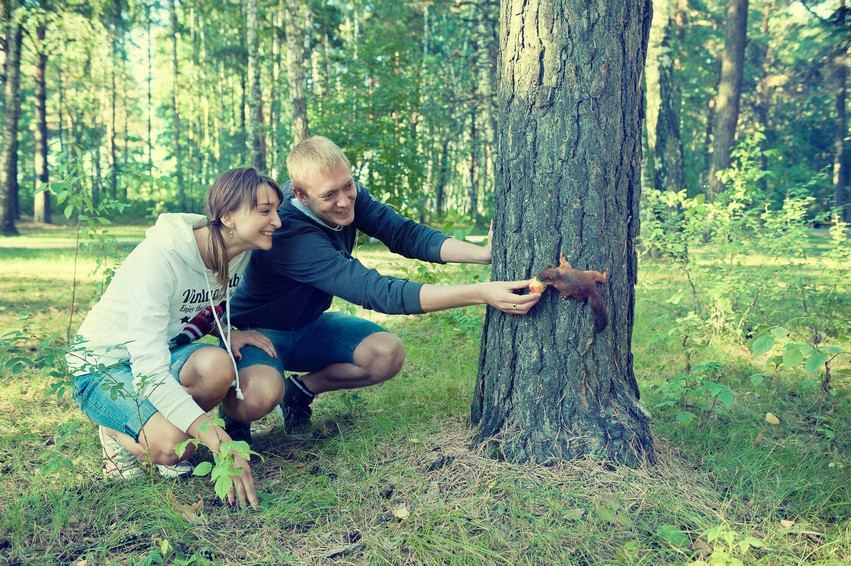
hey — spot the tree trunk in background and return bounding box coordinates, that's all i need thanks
[473,0,656,467]
[708,0,748,195]
[146,0,153,173]
[170,0,186,210]
[645,0,685,192]
[475,0,498,209]
[270,0,282,176]
[286,0,310,145]
[833,48,848,222]
[247,0,266,170]
[1,4,22,236]
[33,21,51,224]
[109,62,118,199]
[754,3,771,193]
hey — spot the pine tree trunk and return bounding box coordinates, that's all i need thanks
[247,0,266,170]
[286,0,310,145]
[473,0,656,467]
[0,6,22,236]
[833,49,848,222]
[646,0,685,193]
[146,1,154,172]
[708,0,748,195]
[170,0,186,210]
[33,22,51,224]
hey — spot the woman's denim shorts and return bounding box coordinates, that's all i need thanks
[72,342,214,440]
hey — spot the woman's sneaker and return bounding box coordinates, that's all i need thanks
[156,462,194,478]
[99,426,145,480]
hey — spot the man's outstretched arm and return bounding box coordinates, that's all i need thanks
[419,281,540,314]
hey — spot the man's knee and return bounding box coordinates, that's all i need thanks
[356,332,405,384]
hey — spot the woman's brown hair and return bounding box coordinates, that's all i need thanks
[204,167,283,289]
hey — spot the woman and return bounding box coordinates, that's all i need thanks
[67,167,284,509]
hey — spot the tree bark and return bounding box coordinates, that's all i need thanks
[247,0,266,170]
[708,0,749,195]
[645,0,685,192]
[833,47,848,222]
[170,0,186,210]
[473,0,656,467]
[1,2,22,236]
[33,21,51,224]
[285,0,310,145]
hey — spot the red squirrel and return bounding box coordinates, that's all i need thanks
[535,253,609,332]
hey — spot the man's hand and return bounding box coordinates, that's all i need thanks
[419,280,541,313]
[480,280,541,314]
[229,329,278,360]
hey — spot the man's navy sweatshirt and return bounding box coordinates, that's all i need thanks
[230,183,449,331]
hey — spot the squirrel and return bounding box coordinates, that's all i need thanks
[535,253,609,332]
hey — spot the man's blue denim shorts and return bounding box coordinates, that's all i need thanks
[72,342,215,440]
[236,311,387,375]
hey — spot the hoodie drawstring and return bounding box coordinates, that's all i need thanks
[204,272,244,400]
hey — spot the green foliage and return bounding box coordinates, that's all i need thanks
[748,325,849,393]
[640,131,843,340]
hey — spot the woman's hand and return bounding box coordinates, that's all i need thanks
[229,328,278,361]
[190,417,260,510]
[226,452,259,510]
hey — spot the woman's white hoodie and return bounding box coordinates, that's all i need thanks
[67,213,249,433]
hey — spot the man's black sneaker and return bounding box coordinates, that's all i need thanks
[219,406,252,445]
[281,374,314,432]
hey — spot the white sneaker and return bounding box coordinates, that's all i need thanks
[99,426,145,480]
[156,461,194,478]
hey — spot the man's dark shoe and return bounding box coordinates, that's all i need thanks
[219,406,252,444]
[281,374,314,432]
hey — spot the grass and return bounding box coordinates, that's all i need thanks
[0,223,849,565]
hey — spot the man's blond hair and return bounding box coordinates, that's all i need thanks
[286,136,350,190]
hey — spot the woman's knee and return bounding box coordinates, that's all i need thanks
[181,347,235,406]
[356,333,405,383]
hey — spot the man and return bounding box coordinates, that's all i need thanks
[223,136,540,441]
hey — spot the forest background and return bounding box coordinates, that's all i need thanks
[0,0,846,230]
[0,0,850,564]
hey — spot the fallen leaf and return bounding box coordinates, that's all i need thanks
[765,412,780,425]
[754,431,763,444]
[780,519,795,529]
[392,506,410,519]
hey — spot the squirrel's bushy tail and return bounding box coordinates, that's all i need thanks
[587,291,607,333]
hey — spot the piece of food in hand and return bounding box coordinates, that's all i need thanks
[528,277,547,294]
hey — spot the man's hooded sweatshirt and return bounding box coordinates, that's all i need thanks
[66,213,249,433]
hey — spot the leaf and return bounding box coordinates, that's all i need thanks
[779,519,795,529]
[804,352,828,375]
[716,388,735,408]
[765,412,780,425]
[676,411,696,425]
[657,524,690,547]
[749,373,766,387]
[770,327,789,338]
[596,507,619,524]
[215,474,232,501]
[782,348,803,368]
[392,506,410,519]
[193,461,213,476]
[750,334,775,356]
